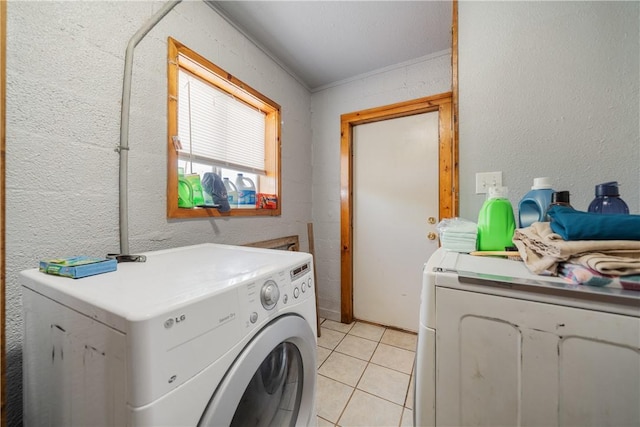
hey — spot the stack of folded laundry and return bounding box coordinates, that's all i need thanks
[560,263,640,291]
[512,205,640,291]
[437,217,477,253]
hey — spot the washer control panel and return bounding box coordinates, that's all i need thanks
[243,261,313,331]
[290,263,312,302]
[260,279,280,310]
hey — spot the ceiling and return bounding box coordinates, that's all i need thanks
[207,1,452,91]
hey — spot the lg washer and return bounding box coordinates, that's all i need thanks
[22,243,317,426]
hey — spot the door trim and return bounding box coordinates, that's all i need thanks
[1,1,6,423]
[339,93,458,324]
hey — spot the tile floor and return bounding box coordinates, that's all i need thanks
[315,318,417,427]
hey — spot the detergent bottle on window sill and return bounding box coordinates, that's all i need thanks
[477,186,516,251]
[223,178,238,209]
[177,168,192,208]
[185,174,205,207]
[235,173,256,209]
[178,171,206,208]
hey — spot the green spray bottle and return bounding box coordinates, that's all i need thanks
[477,186,516,251]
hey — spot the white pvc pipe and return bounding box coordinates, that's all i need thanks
[119,1,182,255]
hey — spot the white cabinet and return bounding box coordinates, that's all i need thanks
[435,287,640,427]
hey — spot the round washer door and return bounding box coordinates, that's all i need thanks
[198,314,316,427]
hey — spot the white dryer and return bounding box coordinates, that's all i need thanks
[21,243,317,426]
[415,248,640,427]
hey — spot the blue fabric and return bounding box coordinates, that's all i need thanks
[202,172,230,212]
[548,205,640,241]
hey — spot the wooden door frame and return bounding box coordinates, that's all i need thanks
[1,0,6,424]
[339,92,458,324]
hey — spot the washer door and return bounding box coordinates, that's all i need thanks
[198,314,316,427]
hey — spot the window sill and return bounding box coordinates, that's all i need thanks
[168,207,281,219]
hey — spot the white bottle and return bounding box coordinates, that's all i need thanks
[223,178,238,208]
[235,173,256,209]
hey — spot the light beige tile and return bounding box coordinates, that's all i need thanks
[319,317,326,324]
[317,415,334,427]
[316,374,353,423]
[334,334,378,361]
[318,327,346,350]
[357,363,410,405]
[322,319,355,334]
[338,389,403,427]
[318,352,367,387]
[381,328,418,352]
[406,374,414,409]
[317,346,332,368]
[401,408,414,427]
[371,343,415,374]
[349,322,385,341]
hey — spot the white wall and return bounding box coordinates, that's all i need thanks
[458,1,640,220]
[311,1,640,322]
[5,1,312,423]
[310,53,452,321]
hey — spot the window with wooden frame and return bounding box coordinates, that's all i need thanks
[167,37,281,218]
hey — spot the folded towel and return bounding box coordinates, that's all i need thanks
[560,263,640,291]
[441,233,477,253]
[437,217,478,253]
[548,205,640,241]
[440,233,477,243]
[441,230,477,237]
[570,252,640,276]
[513,222,640,275]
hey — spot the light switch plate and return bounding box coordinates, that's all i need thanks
[475,171,503,194]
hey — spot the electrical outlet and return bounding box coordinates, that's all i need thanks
[475,171,503,194]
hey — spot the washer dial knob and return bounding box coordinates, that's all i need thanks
[260,280,280,310]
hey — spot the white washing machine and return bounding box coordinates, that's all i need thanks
[415,248,640,427]
[21,243,317,426]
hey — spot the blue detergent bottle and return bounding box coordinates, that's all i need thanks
[518,177,554,228]
[588,181,629,214]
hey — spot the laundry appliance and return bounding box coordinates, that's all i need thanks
[22,243,317,426]
[415,248,640,427]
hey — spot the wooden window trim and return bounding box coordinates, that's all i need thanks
[167,37,281,218]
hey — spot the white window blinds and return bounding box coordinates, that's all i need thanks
[178,70,267,175]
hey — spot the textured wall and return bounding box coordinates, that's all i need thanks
[458,1,640,220]
[5,2,311,423]
[310,53,452,321]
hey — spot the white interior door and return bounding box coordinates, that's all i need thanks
[353,112,439,332]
